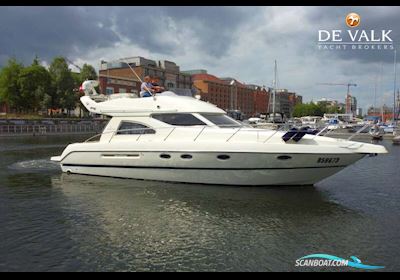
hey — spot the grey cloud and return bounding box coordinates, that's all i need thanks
[0,6,256,65]
[111,6,258,57]
[0,6,119,65]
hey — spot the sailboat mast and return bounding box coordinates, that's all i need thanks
[393,49,397,123]
[273,60,277,123]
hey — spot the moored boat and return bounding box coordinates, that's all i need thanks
[51,81,388,186]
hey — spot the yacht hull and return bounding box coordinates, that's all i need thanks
[60,165,348,185]
[58,151,366,186]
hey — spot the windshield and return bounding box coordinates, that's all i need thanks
[200,114,242,128]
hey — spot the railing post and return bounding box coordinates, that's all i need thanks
[226,127,243,142]
[193,126,206,141]
[263,127,285,143]
[164,127,176,141]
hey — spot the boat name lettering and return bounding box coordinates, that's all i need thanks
[317,157,340,164]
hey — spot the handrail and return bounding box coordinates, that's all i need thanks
[164,127,176,141]
[347,123,371,141]
[263,126,285,143]
[85,127,161,142]
[314,125,330,137]
[81,123,371,144]
[226,126,243,142]
[193,126,206,142]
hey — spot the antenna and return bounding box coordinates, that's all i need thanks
[272,60,277,123]
[119,58,156,100]
[65,57,82,71]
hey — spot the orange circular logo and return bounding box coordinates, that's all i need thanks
[346,13,360,28]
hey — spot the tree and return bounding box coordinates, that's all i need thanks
[0,58,24,111]
[293,103,323,117]
[48,57,76,115]
[80,64,97,82]
[18,58,51,112]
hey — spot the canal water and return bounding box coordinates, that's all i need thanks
[0,135,399,271]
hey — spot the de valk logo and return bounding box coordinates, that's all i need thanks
[317,12,394,50]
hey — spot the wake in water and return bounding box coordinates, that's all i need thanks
[8,159,61,173]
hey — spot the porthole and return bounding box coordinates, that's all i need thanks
[277,155,292,160]
[181,154,193,159]
[160,154,171,159]
[217,154,230,160]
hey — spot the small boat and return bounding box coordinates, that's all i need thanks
[393,129,400,145]
[369,125,385,140]
[384,123,397,134]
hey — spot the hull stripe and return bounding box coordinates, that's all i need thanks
[62,163,348,170]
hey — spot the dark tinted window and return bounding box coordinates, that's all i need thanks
[217,154,230,160]
[200,114,241,128]
[181,154,193,159]
[117,122,156,135]
[152,114,206,126]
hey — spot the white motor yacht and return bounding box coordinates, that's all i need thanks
[51,82,387,186]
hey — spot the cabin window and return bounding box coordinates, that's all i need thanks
[152,113,206,126]
[200,114,241,128]
[217,154,230,160]
[116,122,156,135]
[181,154,193,160]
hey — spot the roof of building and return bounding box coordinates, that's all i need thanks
[192,73,223,83]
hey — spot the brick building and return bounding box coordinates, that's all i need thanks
[99,57,193,96]
[192,72,270,117]
[99,67,141,95]
[192,73,231,111]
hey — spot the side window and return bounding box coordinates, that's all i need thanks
[117,122,156,135]
[152,114,206,126]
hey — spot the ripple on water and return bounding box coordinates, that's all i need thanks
[8,159,61,173]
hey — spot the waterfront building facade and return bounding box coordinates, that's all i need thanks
[270,89,301,118]
[98,59,301,119]
[367,105,394,122]
[192,72,271,117]
[99,57,193,96]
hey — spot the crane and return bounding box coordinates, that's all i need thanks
[316,83,357,96]
[317,82,357,114]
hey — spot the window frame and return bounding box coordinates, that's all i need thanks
[116,121,156,135]
[199,113,243,128]
[151,113,207,127]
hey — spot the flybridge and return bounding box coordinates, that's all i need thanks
[318,30,393,43]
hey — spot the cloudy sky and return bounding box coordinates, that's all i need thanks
[0,6,399,111]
